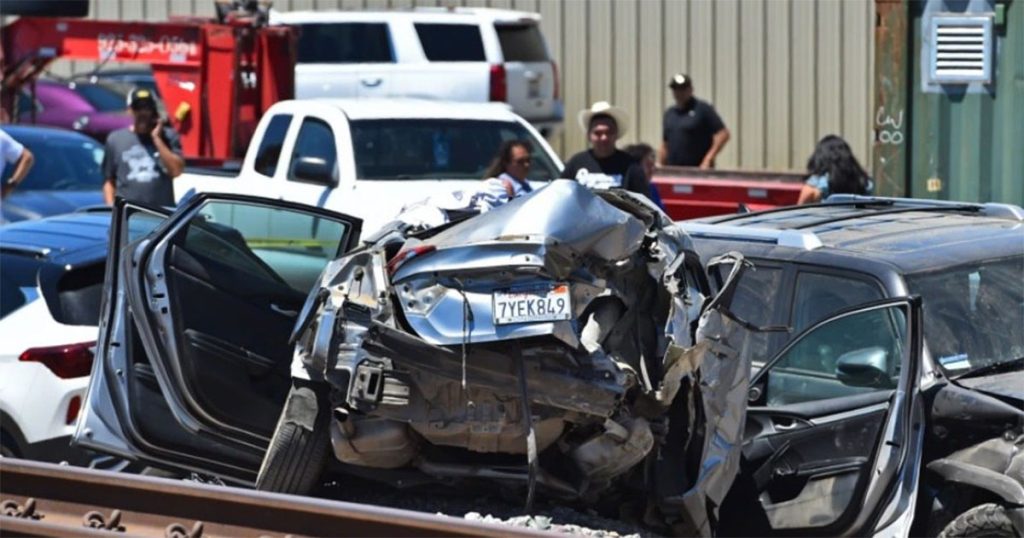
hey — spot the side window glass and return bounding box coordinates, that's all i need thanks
[762,305,905,406]
[714,263,787,362]
[296,23,393,64]
[183,201,349,293]
[253,115,292,178]
[792,272,883,333]
[415,23,486,62]
[289,118,338,186]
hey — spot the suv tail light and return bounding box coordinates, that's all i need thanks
[551,61,560,100]
[19,341,95,379]
[489,64,507,102]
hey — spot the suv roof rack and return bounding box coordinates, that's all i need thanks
[678,222,823,251]
[709,196,1024,225]
[825,195,1024,222]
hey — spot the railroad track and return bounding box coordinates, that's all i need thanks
[0,458,549,537]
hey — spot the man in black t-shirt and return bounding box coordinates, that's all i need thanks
[560,101,648,198]
[659,74,730,168]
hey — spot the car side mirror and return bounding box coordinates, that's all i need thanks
[835,346,891,388]
[291,157,336,187]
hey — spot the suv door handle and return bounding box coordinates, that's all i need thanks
[361,77,382,87]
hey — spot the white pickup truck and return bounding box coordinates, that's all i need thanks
[175,98,563,237]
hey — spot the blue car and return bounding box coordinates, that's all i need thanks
[1,125,106,224]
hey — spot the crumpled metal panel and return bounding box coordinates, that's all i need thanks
[393,180,647,282]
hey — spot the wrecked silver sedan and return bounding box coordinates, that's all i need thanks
[74,181,928,536]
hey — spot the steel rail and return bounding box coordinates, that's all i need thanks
[0,459,549,537]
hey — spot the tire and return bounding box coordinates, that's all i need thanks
[255,384,330,495]
[939,503,1019,538]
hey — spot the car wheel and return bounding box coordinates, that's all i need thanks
[255,383,330,495]
[939,503,1018,538]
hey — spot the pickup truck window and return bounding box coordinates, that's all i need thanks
[295,23,393,64]
[496,24,549,62]
[350,119,558,181]
[414,23,485,62]
[254,115,291,178]
[289,118,338,186]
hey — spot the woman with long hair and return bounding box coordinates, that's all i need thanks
[483,139,534,198]
[797,135,873,204]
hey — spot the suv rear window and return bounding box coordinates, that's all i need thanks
[496,24,549,62]
[296,23,393,64]
[415,23,485,62]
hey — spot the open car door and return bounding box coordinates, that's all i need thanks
[719,297,925,536]
[74,194,362,484]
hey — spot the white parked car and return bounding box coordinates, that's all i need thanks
[0,209,141,469]
[175,98,564,239]
[270,7,564,136]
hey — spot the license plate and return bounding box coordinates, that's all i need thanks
[493,284,571,325]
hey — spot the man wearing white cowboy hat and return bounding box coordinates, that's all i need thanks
[560,101,649,199]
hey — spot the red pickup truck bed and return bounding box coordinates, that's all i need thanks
[652,167,806,221]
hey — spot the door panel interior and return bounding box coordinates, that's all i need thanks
[166,241,303,437]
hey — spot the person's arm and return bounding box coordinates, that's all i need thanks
[103,178,116,205]
[658,141,668,166]
[797,184,821,205]
[700,128,730,169]
[1,148,33,198]
[152,120,185,178]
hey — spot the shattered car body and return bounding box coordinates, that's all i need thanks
[285,180,753,530]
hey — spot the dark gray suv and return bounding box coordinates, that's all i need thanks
[681,196,1024,537]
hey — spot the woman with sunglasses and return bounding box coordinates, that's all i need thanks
[483,140,535,198]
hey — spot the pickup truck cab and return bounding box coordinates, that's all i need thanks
[175,98,563,238]
[270,7,563,135]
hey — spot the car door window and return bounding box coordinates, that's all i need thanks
[288,117,337,186]
[713,262,787,363]
[253,114,291,178]
[185,201,348,293]
[791,271,883,332]
[761,305,904,406]
[295,23,393,64]
[415,23,485,62]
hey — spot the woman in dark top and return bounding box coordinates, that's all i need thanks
[798,135,874,204]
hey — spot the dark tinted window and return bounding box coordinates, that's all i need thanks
[350,119,558,180]
[791,272,883,332]
[289,118,337,184]
[73,83,127,112]
[296,23,392,64]
[717,263,787,362]
[496,24,549,62]
[0,254,42,319]
[415,24,485,62]
[254,115,292,177]
[1,133,105,191]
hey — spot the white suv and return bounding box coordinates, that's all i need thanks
[270,7,564,136]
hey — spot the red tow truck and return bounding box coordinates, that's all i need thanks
[0,3,295,163]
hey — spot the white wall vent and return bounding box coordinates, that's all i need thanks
[929,15,994,84]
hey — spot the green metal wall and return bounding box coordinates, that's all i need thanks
[908,0,1024,204]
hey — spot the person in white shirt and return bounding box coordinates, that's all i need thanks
[482,139,535,198]
[0,128,35,199]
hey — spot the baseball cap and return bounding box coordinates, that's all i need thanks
[668,73,692,89]
[127,87,158,110]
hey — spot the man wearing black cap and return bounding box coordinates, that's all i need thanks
[659,74,730,169]
[102,88,185,207]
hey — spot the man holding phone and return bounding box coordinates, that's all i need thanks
[102,88,185,206]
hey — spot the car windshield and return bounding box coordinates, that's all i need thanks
[1,134,105,191]
[349,119,560,181]
[73,83,128,112]
[906,255,1024,376]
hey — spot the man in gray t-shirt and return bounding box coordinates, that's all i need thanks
[102,88,185,207]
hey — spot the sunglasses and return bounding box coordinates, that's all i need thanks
[512,157,532,165]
